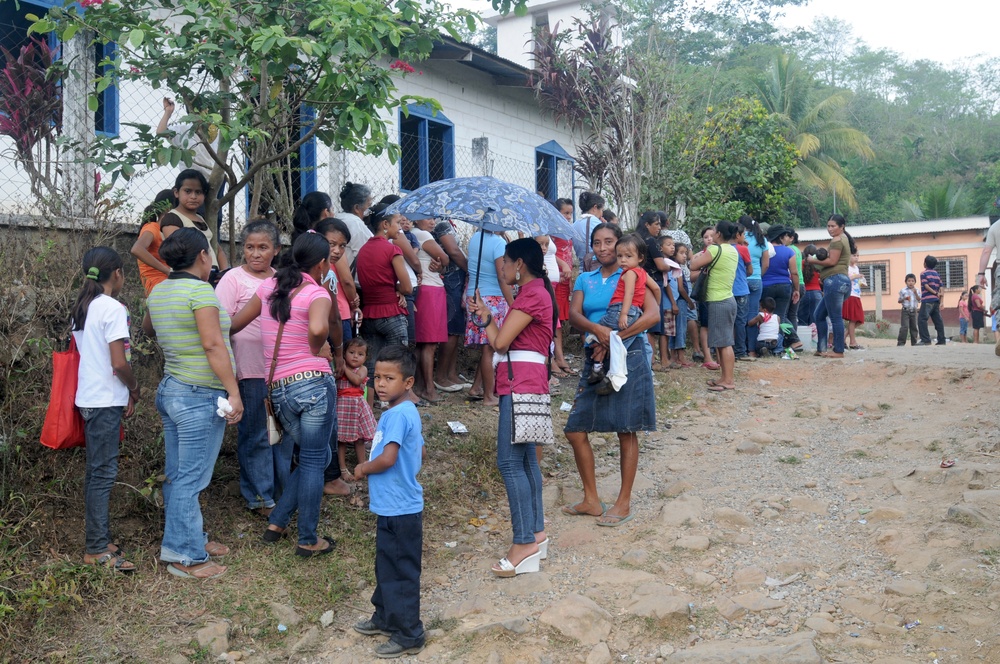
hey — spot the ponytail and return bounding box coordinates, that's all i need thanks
[844,230,857,255]
[269,233,329,323]
[291,191,333,243]
[71,247,123,331]
[505,237,558,337]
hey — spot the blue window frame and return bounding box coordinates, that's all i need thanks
[0,0,118,137]
[244,104,317,216]
[399,104,454,192]
[94,41,118,137]
[535,140,573,202]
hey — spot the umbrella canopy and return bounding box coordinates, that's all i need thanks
[383,176,580,242]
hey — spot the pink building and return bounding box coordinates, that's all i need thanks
[797,217,993,326]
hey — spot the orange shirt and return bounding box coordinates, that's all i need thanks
[137,221,168,295]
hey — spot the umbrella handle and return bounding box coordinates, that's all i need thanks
[473,223,485,293]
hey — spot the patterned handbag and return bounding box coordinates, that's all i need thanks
[507,359,554,445]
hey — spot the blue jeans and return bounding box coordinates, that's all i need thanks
[236,379,282,509]
[497,394,544,545]
[815,274,852,353]
[370,512,425,648]
[156,376,226,566]
[800,290,822,327]
[269,374,336,546]
[762,282,793,353]
[745,280,762,354]
[733,294,749,357]
[81,405,123,555]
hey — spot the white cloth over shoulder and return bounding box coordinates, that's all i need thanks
[607,331,628,391]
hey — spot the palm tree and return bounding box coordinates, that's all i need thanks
[901,182,970,220]
[749,54,875,212]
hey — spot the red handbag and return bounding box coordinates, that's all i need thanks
[40,336,86,450]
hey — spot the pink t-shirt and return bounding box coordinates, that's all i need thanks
[216,266,272,380]
[257,273,333,382]
[495,278,554,396]
[357,236,407,319]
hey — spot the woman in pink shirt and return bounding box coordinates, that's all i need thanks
[230,232,337,557]
[355,201,413,381]
[215,220,281,517]
[468,239,555,579]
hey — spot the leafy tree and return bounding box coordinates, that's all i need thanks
[645,97,797,225]
[748,53,874,214]
[30,0,469,239]
[530,11,675,226]
[901,181,972,220]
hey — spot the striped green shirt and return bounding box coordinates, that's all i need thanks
[148,276,235,390]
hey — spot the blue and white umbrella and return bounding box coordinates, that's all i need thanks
[384,176,581,290]
[384,176,580,240]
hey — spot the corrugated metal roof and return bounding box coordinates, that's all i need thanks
[796,216,992,243]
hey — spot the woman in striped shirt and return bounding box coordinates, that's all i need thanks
[144,228,243,580]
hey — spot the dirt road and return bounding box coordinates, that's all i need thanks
[311,339,1000,664]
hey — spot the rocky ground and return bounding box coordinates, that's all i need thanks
[197,339,1000,663]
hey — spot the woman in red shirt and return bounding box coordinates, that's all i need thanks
[355,201,413,382]
[469,239,555,578]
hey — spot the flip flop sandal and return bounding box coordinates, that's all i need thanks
[87,551,136,573]
[466,394,484,402]
[707,384,734,392]
[561,501,607,517]
[596,513,634,527]
[167,561,226,579]
[561,366,579,376]
[295,536,336,558]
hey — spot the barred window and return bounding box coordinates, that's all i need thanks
[858,261,889,294]
[937,256,966,289]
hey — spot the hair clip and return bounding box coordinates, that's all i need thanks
[86,266,100,280]
[306,229,318,234]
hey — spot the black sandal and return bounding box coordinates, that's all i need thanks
[262,526,287,543]
[295,536,336,558]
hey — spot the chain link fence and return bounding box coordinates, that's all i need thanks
[0,17,574,237]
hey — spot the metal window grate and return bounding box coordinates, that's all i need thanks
[858,261,889,294]
[937,257,966,290]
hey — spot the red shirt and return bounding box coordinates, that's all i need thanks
[609,267,647,309]
[357,236,407,319]
[495,278,554,396]
[805,269,821,291]
[553,236,573,265]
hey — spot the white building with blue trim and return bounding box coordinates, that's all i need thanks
[0,0,587,226]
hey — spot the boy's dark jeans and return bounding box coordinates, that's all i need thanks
[917,300,945,344]
[898,308,919,345]
[370,512,425,648]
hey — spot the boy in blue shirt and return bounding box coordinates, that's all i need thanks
[353,345,426,658]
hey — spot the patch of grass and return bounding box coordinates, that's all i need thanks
[777,455,802,465]
[878,403,892,411]
[926,441,941,453]
[981,549,1000,566]
[851,450,869,459]
[425,616,459,632]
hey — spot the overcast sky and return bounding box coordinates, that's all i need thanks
[775,0,995,66]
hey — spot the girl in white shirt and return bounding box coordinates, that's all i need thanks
[71,247,140,572]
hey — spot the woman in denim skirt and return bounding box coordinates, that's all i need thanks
[144,228,244,580]
[231,232,339,557]
[562,223,661,527]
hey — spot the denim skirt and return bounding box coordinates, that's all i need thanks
[564,342,656,434]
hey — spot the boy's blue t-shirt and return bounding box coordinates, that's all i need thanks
[368,401,424,516]
[466,231,507,298]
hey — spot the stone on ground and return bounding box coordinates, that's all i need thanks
[669,632,821,663]
[539,594,612,645]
